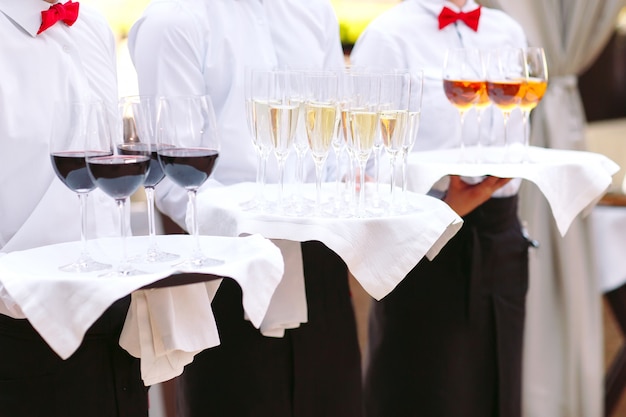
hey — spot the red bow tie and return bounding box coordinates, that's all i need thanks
[438,6,481,32]
[37,1,80,35]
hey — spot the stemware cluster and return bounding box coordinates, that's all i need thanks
[442,46,548,163]
[245,67,424,218]
[50,94,222,276]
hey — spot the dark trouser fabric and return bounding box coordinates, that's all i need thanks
[364,196,529,417]
[0,296,148,417]
[177,240,363,417]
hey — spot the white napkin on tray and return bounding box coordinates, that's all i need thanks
[406,146,619,236]
[195,182,463,304]
[0,234,284,385]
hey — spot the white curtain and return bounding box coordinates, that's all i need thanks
[478,1,626,416]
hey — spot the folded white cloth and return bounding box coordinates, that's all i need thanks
[589,205,626,293]
[119,282,221,386]
[254,240,307,337]
[0,234,284,385]
[406,146,619,236]
[195,182,463,305]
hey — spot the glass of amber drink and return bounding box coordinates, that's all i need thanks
[485,47,526,162]
[520,47,548,162]
[443,48,483,162]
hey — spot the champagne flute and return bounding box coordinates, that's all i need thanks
[443,48,483,162]
[244,68,273,211]
[242,67,271,210]
[485,47,525,162]
[119,95,179,263]
[379,69,411,214]
[49,101,112,272]
[399,69,424,212]
[156,95,222,267]
[338,66,358,214]
[304,70,339,216]
[85,101,150,276]
[520,46,548,162]
[268,69,300,212]
[288,69,312,215]
[346,71,381,218]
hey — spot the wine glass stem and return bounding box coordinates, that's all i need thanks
[458,110,467,161]
[522,109,530,148]
[522,109,531,162]
[78,192,89,258]
[373,147,381,203]
[117,198,130,272]
[334,149,342,206]
[315,162,323,214]
[259,152,269,206]
[295,151,304,201]
[358,161,366,217]
[400,151,409,209]
[187,189,201,257]
[278,160,286,209]
[145,186,158,249]
[389,156,396,210]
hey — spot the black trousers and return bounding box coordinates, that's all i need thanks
[0,296,148,417]
[364,196,529,417]
[177,240,363,417]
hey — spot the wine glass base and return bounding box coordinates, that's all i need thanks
[130,249,180,264]
[175,256,224,269]
[99,267,147,278]
[59,257,111,273]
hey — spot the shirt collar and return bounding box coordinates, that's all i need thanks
[418,0,480,15]
[0,0,56,37]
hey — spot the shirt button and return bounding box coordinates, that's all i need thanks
[63,45,70,52]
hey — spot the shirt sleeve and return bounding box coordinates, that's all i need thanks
[128,2,210,230]
[350,25,407,71]
[128,2,208,98]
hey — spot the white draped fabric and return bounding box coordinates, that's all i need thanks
[478,1,626,416]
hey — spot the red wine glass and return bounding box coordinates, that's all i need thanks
[156,95,222,267]
[119,95,179,263]
[85,100,151,276]
[49,101,111,273]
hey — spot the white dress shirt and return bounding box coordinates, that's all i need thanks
[0,1,118,252]
[350,0,527,196]
[128,0,345,227]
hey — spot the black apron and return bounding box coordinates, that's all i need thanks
[364,196,529,417]
[0,296,148,417]
[177,240,363,417]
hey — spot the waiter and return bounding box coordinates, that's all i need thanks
[351,1,530,416]
[0,1,148,416]
[129,1,363,416]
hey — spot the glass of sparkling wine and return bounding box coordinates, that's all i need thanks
[443,48,483,162]
[85,100,150,276]
[303,70,339,216]
[156,95,223,267]
[485,47,525,162]
[119,95,179,263]
[244,67,273,210]
[520,46,548,162]
[379,69,411,214]
[49,100,112,272]
[399,69,424,212]
[345,70,381,218]
[268,69,300,212]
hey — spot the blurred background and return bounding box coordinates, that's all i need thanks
[79,1,626,416]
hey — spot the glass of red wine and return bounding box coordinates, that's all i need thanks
[119,96,179,263]
[49,101,112,273]
[156,95,223,267]
[85,100,151,276]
